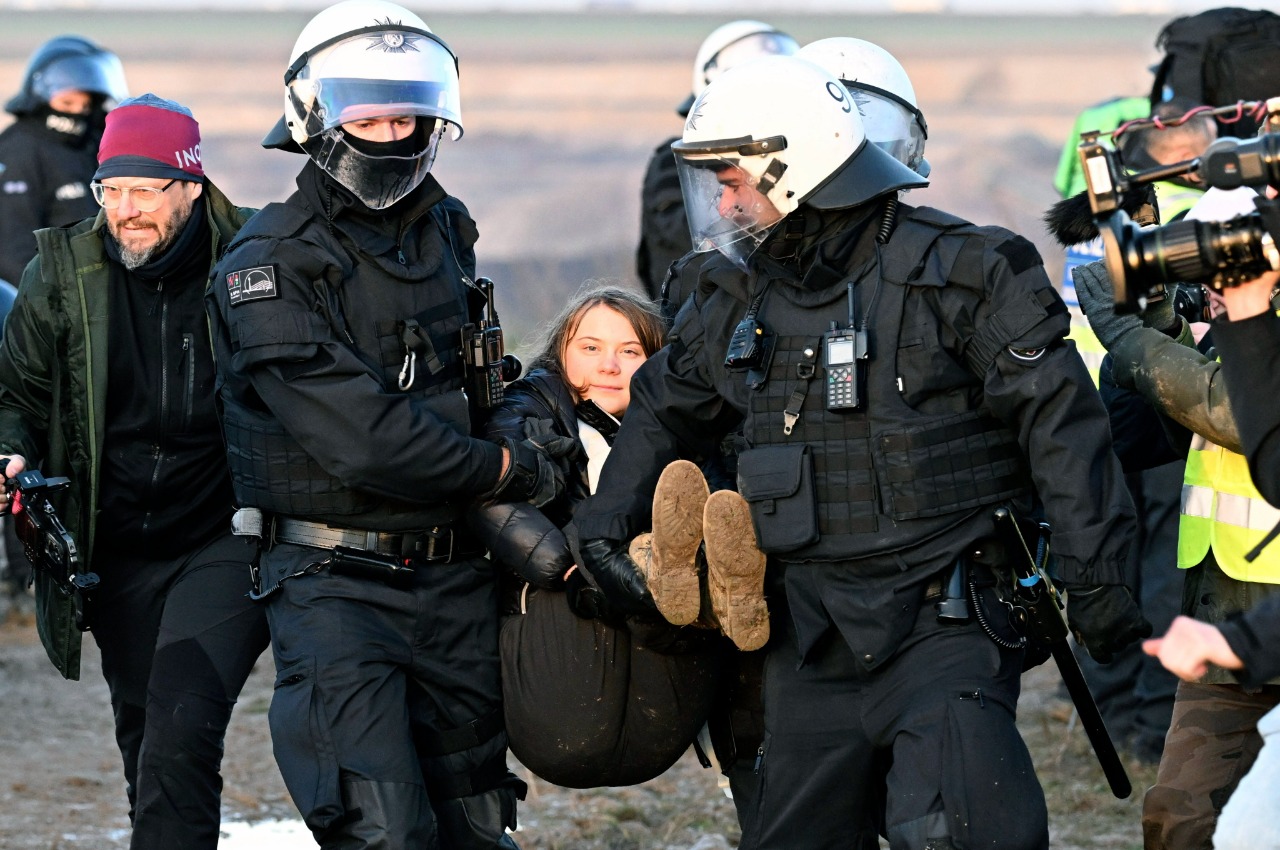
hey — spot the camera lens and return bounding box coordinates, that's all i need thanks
[1142,220,1211,283]
[1104,209,1277,312]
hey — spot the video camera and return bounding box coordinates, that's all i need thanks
[5,468,97,630]
[1077,99,1280,313]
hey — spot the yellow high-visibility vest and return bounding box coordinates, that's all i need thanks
[1178,433,1280,582]
[1067,314,1106,387]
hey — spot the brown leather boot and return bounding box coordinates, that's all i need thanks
[703,489,769,651]
[634,459,709,626]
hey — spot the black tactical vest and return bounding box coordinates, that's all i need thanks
[735,207,1032,562]
[218,199,474,528]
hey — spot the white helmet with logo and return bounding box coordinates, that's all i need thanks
[677,20,799,117]
[799,37,929,177]
[263,0,462,210]
[672,55,927,271]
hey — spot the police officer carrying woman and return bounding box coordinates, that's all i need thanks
[576,55,1149,848]
[206,2,571,847]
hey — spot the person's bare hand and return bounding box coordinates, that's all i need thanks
[1221,269,1280,321]
[1143,614,1244,681]
[1190,321,1211,345]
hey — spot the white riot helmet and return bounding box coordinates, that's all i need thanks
[799,37,929,177]
[672,55,927,271]
[263,0,462,210]
[677,20,799,117]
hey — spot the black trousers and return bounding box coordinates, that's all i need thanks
[739,599,1048,850]
[90,531,270,850]
[263,544,523,850]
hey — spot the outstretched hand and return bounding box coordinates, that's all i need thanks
[1143,615,1244,681]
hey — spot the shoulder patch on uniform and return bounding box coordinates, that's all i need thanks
[226,265,280,306]
[995,235,1042,275]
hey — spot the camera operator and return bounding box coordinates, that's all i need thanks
[1073,181,1280,849]
[1146,191,1280,850]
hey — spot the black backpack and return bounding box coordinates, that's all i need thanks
[1149,7,1280,135]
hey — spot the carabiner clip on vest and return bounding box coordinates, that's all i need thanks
[397,318,444,391]
[782,345,819,435]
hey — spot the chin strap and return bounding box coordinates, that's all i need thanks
[762,211,810,262]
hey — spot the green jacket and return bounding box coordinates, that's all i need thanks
[0,181,253,679]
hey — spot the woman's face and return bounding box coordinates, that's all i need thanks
[563,304,648,418]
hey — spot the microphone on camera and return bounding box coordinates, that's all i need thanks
[1043,184,1157,247]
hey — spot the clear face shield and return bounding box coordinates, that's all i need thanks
[290,28,461,208]
[848,86,927,175]
[674,144,788,272]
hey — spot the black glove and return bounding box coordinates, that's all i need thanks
[563,568,620,625]
[488,436,577,508]
[579,537,658,619]
[1064,582,1153,664]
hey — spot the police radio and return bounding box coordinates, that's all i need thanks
[824,282,868,410]
[724,286,772,370]
[461,277,521,409]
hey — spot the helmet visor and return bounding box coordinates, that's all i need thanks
[295,30,462,139]
[849,88,927,174]
[34,53,128,106]
[674,151,784,271]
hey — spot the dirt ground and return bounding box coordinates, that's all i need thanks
[0,10,1179,849]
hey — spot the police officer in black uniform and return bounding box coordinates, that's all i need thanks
[0,35,127,286]
[578,55,1150,849]
[206,3,569,847]
[635,20,797,313]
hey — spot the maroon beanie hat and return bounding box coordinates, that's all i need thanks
[94,93,203,182]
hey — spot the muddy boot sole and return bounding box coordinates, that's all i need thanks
[703,490,769,651]
[648,460,709,626]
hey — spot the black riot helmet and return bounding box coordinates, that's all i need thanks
[6,35,128,117]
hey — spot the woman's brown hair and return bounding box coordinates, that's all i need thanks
[526,285,667,385]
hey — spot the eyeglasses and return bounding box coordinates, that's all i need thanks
[91,178,179,212]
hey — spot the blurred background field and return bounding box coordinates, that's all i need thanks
[2,10,1171,343]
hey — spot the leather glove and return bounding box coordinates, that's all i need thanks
[1073,259,1177,350]
[579,537,659,619]
[488,435,577,508]
[1064,582,1153,664]
[563,568,620,625]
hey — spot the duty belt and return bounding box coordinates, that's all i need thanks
[272,517,486,564]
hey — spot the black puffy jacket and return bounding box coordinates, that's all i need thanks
[471,368,592,589]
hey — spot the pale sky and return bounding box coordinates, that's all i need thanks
[1,0,1265,11]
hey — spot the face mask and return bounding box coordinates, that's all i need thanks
[41,105,89,140]
[305,122,443,211]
